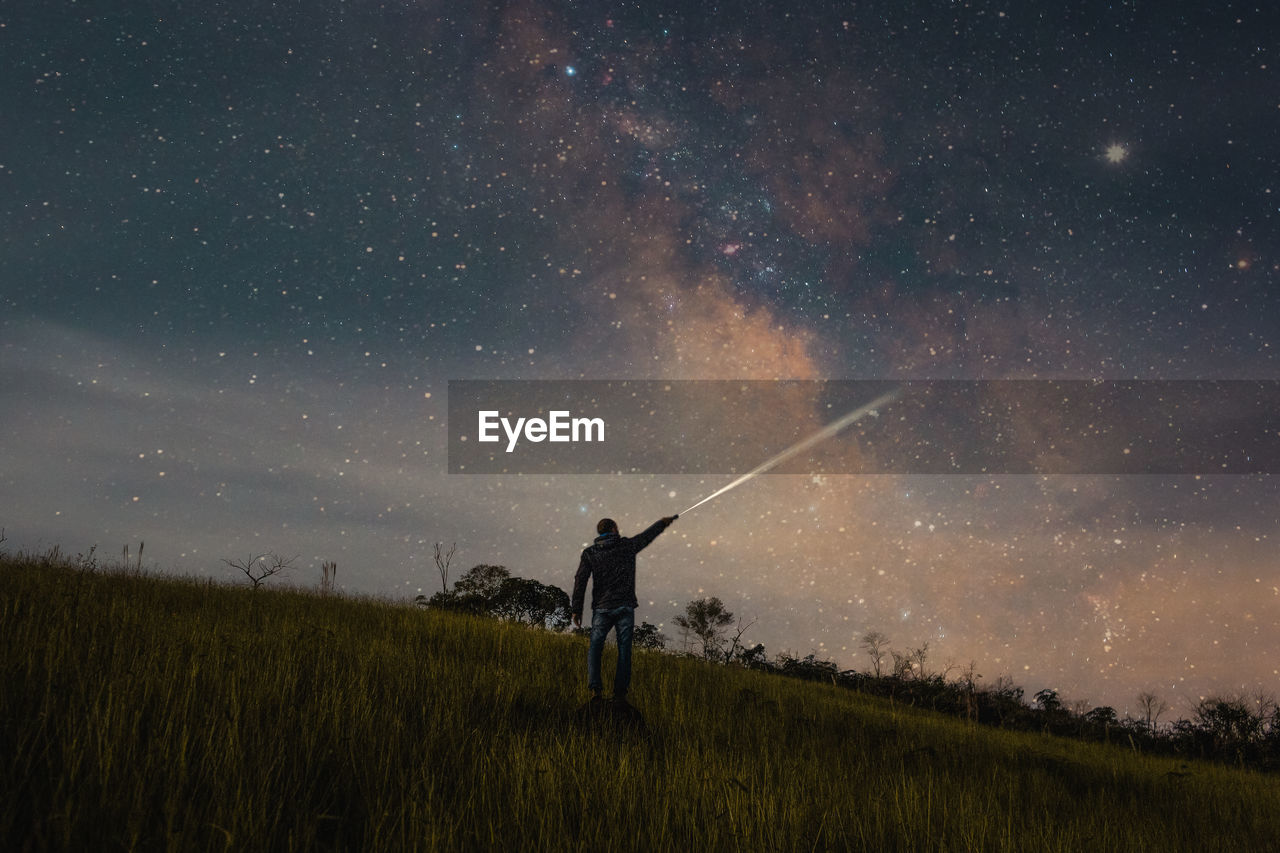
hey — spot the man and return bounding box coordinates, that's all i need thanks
[571,514,677,703]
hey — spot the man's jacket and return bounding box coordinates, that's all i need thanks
[571,518,673,616]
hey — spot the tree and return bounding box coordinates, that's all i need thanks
[1085,706,1118,728]
[320,560,337,594]
[861,630,890,677]
[223,552,297,589]
[634,621,668,650]
[723,614,758,664]
[910,642,931,678]
[434,542,456,593]
[736,643,769,668]
[982,676,1027,727]
[889,649,913,679]
[1136,691,1169,732]
[673,596,735,660]
[1248,690,1279,726]
[778,652,839,682]
[1194,696,1264,748]
[419,564,509,615]
[492,577,571,630]
[958,661,981,692]
[420,565,570,630]
[1034,688,1064,714]
[453,564,510,604]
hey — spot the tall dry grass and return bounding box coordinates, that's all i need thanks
[2,553,1277,851]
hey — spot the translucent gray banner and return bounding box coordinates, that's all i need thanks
[447,380,1280,475]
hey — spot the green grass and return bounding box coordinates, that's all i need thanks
[2,553,1278,851]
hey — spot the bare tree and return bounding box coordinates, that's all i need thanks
[1249,689,1278,720]
[434,542,457,593]
[321,560,338,594]
[1136,691,1169,732]
[861,630,889,677]
[723,614,758,664]
[910,642,931,678]
[223,552,297,589]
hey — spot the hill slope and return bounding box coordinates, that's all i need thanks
[2,554,1278,851]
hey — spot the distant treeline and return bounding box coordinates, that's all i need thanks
[747,653,1280,775]
[423,562,1280,774]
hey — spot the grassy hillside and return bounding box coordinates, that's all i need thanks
[2,553,1278,851]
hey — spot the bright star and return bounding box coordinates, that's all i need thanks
[1104,143,1129,164]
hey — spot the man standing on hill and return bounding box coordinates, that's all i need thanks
[572,515,677,704]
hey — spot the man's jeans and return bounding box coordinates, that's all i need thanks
[587,605,635,698]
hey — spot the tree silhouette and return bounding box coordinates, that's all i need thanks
[223,552,297,590]
[1136,691,1169,732]
[736,643,768,668]
[910,642,931,678]
[722,615,758,664]
[778,652,839,682]
[634,621,667,650]
[1034,688,1064,713]
[1194,696,1264,749]
[434,542,456,593]
[1085,706,1118,732]
[861,630,889,677]
[452,564,510,603]
[420,564,570,630]
[492,576,571,630]
[673,596,735,660]
[420,564,510,615]
[889,649,913,679]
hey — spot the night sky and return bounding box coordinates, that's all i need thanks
[3,0,1278,713]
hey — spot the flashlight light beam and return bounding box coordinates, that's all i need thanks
[679,388,901,516]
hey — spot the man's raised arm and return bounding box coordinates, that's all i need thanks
[630,515,678,553]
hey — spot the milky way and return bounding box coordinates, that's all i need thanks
[2,0,1278,713]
